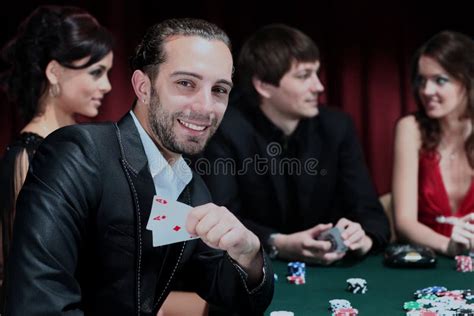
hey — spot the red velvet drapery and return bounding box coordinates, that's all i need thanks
[1,0,472,194]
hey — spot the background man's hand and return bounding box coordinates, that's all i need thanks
[273,224,345,265]
[336,217,373,256]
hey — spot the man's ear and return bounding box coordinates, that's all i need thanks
[45,60,61,85]
[252,76,273,99]
[131,70,151,104]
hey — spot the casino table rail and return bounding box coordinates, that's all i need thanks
[265,254,474,315]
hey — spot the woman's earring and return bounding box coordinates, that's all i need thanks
[49,84,61,97]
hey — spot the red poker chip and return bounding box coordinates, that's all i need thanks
[286,275,305,284]
[334,307,358,316]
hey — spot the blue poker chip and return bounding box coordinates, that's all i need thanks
[287,261,306,277]
[414,286,447,298]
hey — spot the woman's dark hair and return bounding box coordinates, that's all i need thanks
[1,5,113,122]
[412,30,474,167]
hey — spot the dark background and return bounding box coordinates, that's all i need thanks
[1,0,473,193]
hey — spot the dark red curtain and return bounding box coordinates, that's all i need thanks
[1,0,472,194]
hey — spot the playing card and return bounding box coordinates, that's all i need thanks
[317,227,348,253]
[147,196,171,231]
[147,195,199,247]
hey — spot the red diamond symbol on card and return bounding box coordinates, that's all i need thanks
[173,225,181,231]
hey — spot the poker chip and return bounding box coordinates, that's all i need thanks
[414,286,448,298]
[286,262,306,285]
[405,286,474,315]
[286,275,305,284]
[437,291,464,300]
[456,309,474,316]
[434,310,456,316]
[329,299,352,312]
[406,308,441,315]
[421,294,438,301]
[346,278,367,294]
[462,289,473,299]
[332,307,359,316]
[269,311,294,316]
[287,261,305,276]
[455,256,474,272]
[404,301,423,310]
[416,298,434,307]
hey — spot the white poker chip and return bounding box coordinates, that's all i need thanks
[415,298,433,306]
[328,298,352,311]
[269,311,294,316]
[346,278,367,285]
[329,299,351,305]
[346,278,368,294]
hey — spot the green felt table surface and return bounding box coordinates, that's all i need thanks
[265,254,474,315]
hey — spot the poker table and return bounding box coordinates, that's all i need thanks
[265,254,474,315]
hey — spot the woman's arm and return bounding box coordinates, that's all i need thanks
[392,115,451,254]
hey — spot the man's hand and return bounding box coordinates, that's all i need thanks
[336,218,373,256]
[273,224,345,265]
[186,203,263,282]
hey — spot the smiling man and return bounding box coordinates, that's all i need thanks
[198,24,390,265]
[4,19,273,315]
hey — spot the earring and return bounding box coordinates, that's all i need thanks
[49,84,61,97]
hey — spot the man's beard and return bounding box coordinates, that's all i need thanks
[147,87,219,156]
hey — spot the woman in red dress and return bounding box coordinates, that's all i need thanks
[393,31,474,256]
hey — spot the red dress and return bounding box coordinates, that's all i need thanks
[418,150,474,237]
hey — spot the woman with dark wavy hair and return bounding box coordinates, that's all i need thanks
[0,5,113,280]
[393,30,474,256]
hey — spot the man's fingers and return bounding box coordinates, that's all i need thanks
[188,204,259,259]
[335,217,350,229]
[303,239,332,252]
[340,222,361,239]
[204,221,233,247]
[194,211,220,237]
[218,227,244,250]
[308,223,333,238]
[344,229,365,249]
[187,203,230,238]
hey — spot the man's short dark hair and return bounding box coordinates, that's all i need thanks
[238,24,319,106]
[130,18,231,81]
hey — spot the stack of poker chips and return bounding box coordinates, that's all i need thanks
[455,255,473,272]
[402,286,474,315]
[328,299,358,316]
[286,261,305,285]
[346,278,368,294]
